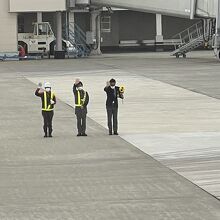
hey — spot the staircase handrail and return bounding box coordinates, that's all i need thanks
[69,22,91,53]
[171,21,204,50]
[171,21,203,40]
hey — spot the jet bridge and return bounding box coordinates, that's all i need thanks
[90,0,220,59]
[91,0,216,19]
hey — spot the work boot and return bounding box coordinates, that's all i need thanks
[77,133,82,137]
[114,132,119,135]
[82,133,87,137]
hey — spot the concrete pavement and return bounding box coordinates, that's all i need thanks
[26,51,220,199]
[0,51,220,219]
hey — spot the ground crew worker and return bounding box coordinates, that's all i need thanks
[35,82,56,138]
[73,79,89,137]
[104,78,124,135]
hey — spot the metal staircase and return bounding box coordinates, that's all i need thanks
[63,22,92,58]
[171,21,213,58]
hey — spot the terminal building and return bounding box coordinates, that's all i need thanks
[0,0,217,59]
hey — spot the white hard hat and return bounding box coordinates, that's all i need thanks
[44,82,51,88]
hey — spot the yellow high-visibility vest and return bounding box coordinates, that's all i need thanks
[42,91,55,111]
[75,90,86,107]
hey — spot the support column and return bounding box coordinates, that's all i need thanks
[90,9,102,55]
[155,14,164,52]
[55,11,65,59]
[68,11,75,42]
[69,11,75,24]
[214,0,220,58]
[37,12,42,23]
[190,0,196,19]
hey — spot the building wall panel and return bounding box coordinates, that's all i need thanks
[10,0,66,12]
[0,0,17,53]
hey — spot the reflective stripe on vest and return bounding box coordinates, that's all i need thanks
[75,90,86,107]
[42,91,54,111]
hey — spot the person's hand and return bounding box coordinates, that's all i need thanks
[50,100,55,105]
[75,78,80,85]
[38,82,42,88]
[106,81,110,87]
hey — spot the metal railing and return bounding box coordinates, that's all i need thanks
[70,22,92,56]
[171,21,204,51]
[63,22,92,58]
[170,20,214,57]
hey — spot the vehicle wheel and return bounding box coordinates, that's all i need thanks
[18,41,28,55]
[62,41,67,52]
[218,50,220,60]
[183,54,186,58]
[49,41,56,55]
[18,45,26,58]
[176,54,180,58]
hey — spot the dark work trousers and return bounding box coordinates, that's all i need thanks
[106,106,118,133]
[42,111,54,135]
[75,108,87,134]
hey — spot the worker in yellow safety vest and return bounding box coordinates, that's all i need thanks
[73,79,89,137]
[35,82,56,138]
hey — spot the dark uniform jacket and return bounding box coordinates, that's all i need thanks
[73,85,89,113]
[104,86,123,108]
[35,88,56,111]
